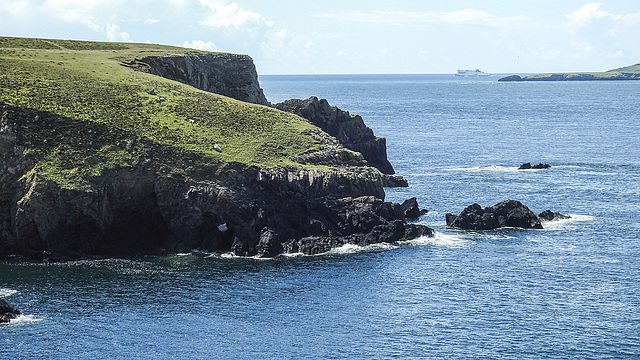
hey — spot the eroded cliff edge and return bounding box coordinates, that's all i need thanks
[134,54,396,176]
[275,96,395,175]
[131,53,270,106]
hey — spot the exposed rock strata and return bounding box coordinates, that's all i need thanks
[0,104,432,259]
[275,97,395,175]
[130,53,269,106]
[446,200,543,230]
[0,299,20,323]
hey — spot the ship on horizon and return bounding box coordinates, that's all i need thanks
[455,69,491,77]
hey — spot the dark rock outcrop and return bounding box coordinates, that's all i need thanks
[519,162,551,170]
[0,299,20,323]
[130,53,269,106]
[400,197,428,220]
[446,200,543,230]
[538,210,571,221]
[382,174,409,188]
[275,97,395,174]
[498,75,524,82]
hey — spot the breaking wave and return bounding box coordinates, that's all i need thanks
[0,288,18,298]
[443,165,522,173]
[4,314,43,326]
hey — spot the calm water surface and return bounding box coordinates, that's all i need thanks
[2,74,639,359]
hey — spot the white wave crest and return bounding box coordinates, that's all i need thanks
[400,232,472,248]
[444,165,520,173]
[324,242,399,255]
[5,314,43,326]
[0,288,18,298]
[541,214,595,230]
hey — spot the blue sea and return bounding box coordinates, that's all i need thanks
[2,74,640,359]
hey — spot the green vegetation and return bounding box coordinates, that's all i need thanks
[0,37,320,189]
[609,63,640,74]
[511,63,640,81]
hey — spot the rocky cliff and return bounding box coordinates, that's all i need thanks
[0,38,431,259]
[275,96,395,175]
[129,53,269,106]
[0,103,430,259]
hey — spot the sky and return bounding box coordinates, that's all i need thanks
[1,0,640,74]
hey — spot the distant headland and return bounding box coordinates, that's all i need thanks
[499,63,640,81]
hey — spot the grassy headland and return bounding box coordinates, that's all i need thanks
[499,63,640,81]
[0,37,320,189]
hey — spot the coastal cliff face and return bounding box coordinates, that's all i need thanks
[275,97,395,175]
[133,53,270,106]
[0,104,430,259]
[0,51,431,259]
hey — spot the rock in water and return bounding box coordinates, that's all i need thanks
[538,210,571,221]
[401,197,423,220]
[446,200,543,230]
[0,299,21,323]
[519,162,551,170]
[382,174,409,188]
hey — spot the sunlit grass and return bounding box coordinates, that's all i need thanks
[0,36,319,189]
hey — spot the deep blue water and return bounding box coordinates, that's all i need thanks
[2,74,640,359]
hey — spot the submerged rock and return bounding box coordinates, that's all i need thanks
[538,210,571,221]
[446,200,543,230]
[0,299,20,323]
[382,174,409,188]
[519,162,551,170]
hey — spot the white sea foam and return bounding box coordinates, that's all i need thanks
[400,232,473,248]
[5,314,43,326]
[0,288,18,298]
[323,242,399,255]
[443,165,522,173]
[212,252,277,261]
[541,214,595,230]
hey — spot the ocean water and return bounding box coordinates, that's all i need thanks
[2,74,640,359]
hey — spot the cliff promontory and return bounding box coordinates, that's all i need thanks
[128,53,269,106]
[499,63,640,81]
[0,37,431,259]
[275,97,395,175]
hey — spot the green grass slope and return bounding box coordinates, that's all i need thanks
[516,62,640,81]
[0,37,320,189]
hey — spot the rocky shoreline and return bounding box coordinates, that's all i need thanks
[0,52,432,260]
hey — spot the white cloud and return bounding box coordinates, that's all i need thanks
[198,0,274,29]
[316,9,527,28]
[106,23,131,42]
[82,19,103,33]
[564,3,640,60]
[183,40,219,52]
[566,3,640,29]
[82,20,132,42]
[42,0,120,23]
[565,3,613,29]
[0,0,30,16]
[441,9,494,25]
